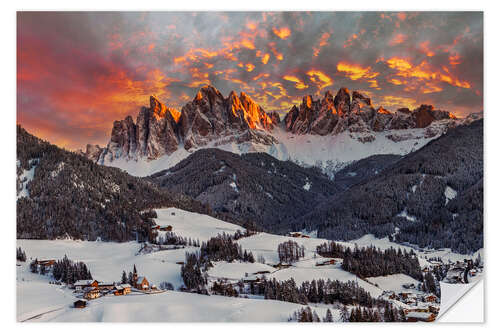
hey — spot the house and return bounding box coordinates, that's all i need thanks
[316,259,336,266]
[113,285,124,295]
[135,276,150,290]
[98,282,115,291]
[253,270,271,275]
[74,279,99,291]
[272,263,292,269]
[243,276,261,283]
[113,283,132,296]
[287,231,310,238]
[83,287,101,300]
[73,299,87,308]
[425,295,437,303]
[160,225,173,232]
[122,284,132,294]
[36,259,56,267]
[151,225,161,230]
[406,312,436,322]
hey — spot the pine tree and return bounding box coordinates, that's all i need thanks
[324,308,334,322]
[121,270,127,284]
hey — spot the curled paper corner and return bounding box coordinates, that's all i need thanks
[437,278,484,322]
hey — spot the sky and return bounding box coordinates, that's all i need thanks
[17,12,483,150]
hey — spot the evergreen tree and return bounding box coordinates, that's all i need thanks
[324,308,334,322]
[121,270,127,284]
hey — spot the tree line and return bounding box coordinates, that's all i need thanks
[316,241,423,281]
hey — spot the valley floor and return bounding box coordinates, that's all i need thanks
[17,207,482,322]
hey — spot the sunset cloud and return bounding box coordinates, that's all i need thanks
[17,12,483,150]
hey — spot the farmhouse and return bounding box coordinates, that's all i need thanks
[287,232,310,238]
[74,279,99,291]
[113,283,132,296]
[160,225,173,232]
[36,259,56,267]
[73,299,87,308]
[253,270,271,275]
[425,295,437,303]
[243,276,261,283]
[83,287,101,300]
[316,259,336,266]
[98,282,115,291]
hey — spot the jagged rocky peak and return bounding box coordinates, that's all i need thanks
[180,85,275,150]
[149,95,181,121]
[283,87,459,137]
[85,85,280,163]
[333,87,351,116]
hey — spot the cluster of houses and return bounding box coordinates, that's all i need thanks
[382,290,439,322]
[72,272,154,305]
[73,279,132,300]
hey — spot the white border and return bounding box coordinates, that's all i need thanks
[2,0,497,332]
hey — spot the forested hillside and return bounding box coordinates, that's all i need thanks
[16,126,210,241]
[148,149,341,232]
[285,120,483,254]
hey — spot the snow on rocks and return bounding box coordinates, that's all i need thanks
[444,186,457,205]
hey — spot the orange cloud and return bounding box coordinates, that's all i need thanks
[421,82,443,94]
[283,75,309,89]
[272,27,291,40]
[313,32,331,57]
[343,33,358,48]
[389,33,408,46]
[245,63,255,72]
[337,61,379,80]
[268,42,284,61]
[419,41,435,57]
[449,53,461,66]
[306,70,333,90]
[386,57,471,89]
[261,53,270,64]
[380,95,418,109]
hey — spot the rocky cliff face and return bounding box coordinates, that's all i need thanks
[179,86,275,150]
[283,87,458,140]
[84,84,463,164]
[93,86,276,163]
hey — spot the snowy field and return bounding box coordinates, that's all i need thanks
[154,207,244,242]
[17,207,482,322]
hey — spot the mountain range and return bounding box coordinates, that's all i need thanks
[81,85,479,177]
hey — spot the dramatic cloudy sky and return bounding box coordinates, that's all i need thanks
[17,11,483,150]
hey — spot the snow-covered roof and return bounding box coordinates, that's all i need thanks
[74,279,95,286]
[406,312,432,319]
[121,284,132,288]
[137,276,148,284]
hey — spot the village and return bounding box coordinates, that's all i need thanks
[17,208,484,322]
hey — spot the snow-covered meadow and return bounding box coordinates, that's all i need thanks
[17,207,482,322]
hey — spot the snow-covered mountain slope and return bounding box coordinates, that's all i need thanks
[101,125,442,178]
